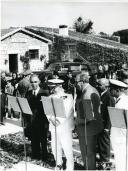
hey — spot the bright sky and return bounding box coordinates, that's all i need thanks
[1,0,128,34]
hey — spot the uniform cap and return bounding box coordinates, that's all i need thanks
[48,78,64,84]
[109,79,128,88]
[122,64,128,70]
[23,70,32,76]
[123,78,128,85]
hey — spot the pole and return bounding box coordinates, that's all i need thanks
[125,110,128,171]
[21,113,27,171]
[55,115,58,169]
[51,98,58,170]
[84,116,88,170]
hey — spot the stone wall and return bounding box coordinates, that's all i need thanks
[1,31,49,73]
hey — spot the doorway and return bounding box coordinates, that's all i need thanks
[9,54,18,73]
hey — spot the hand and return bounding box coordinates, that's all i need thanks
[49,118,60,127]
[104,129,110,132]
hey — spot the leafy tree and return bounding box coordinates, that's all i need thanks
[73,17,93,34]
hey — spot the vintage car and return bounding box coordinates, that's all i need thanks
[44,61,91,76]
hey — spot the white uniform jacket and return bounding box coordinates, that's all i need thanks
[49,92,74,131]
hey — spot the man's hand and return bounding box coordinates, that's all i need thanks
[49,118,60,127]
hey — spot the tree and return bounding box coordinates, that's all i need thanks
[73,17,93,34]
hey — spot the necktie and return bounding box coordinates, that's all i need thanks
[33,91,36,96]
[116,98,120,104]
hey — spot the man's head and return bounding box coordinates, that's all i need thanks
[48,78,64,94]
[109,79,128,98]
[76,72,90,91]
[122,78,128,95]
[6,80,11,87]
[67,70,73,79]
[1,72,6,79]
[23,70,32,80]
[98,78,109,92]
[12,72,17,79]
[30,74,40,90]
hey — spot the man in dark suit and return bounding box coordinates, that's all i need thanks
[97,78,115,169]
[1,72,7,93]
[26,74,49,161]
[75,72,103,170]
[17,70,32,97]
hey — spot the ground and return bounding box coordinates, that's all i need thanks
[0,118,115,171]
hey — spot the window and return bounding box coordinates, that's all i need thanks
[29,49,39,59]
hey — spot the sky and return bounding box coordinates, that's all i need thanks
[1,0,128,34]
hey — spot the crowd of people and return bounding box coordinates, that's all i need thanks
[0,62,128,171]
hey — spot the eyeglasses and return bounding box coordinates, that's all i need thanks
[31,81,38,83]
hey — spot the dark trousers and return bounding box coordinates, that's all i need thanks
[31,123,48,160]
[0,107,5,123]
[77,126,97,170]
[97,130,110,162]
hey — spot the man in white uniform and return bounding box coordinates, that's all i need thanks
[48,78,74,171]
[109,79,128,171]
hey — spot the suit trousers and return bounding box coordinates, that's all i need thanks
[111,127,127,171]
[51,125,74,171]
[77,126,97,170]
[31,122,48,160]
[97,130,111,162]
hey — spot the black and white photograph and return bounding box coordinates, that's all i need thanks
[0,0,128,170]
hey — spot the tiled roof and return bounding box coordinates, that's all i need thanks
[26,26,128,52]
[1,26,128,52]
[1,27,52,43]
[1,27,18,37]
[69,30,128,51]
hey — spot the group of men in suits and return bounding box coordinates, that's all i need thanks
[75,71,128,171]
[21,69,128,171]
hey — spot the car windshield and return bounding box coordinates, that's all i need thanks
[47,62,88,71]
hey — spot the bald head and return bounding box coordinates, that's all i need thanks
[98,78,109,92]
[80,72,90,83]
[98,78,109,87]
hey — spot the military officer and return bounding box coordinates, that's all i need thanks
[48,78,74,171]
[109,79,128,171]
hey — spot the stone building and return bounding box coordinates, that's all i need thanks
[1,26,128,74]
[1,28,52,73]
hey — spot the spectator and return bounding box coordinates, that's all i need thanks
[11,72,18,87]
[39,73,50,93]
[97,78,115,169]
[63,70,75,98]
[104,63,109,78]
[1,72,7,93]
[0,88,6,125]
[5,80,14,96]
[17,70,32,97]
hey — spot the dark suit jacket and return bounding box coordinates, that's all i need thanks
[101,90,115,130]
[77,84,103,136]
[26,88,49,129]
